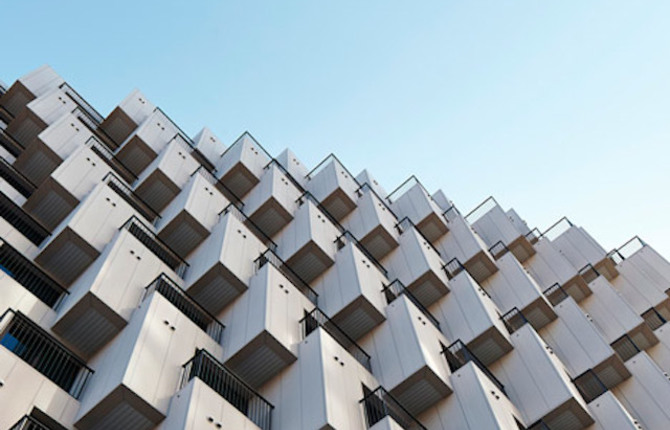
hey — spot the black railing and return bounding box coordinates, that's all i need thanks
[578,264,600,284]
[0,156,37,198]
[360,386,427,430]
[464,196,499,222]
[382,279,440,329]
[306,153,360,184]
[611,334,642,362]
[263,158,306,193]
[0,239,68,309]
[219,203,277,253]
[443,257,466,280]
[641,307,667,331]
[543,283,569,306]
[335,231,388,277]
[254,249,318,305]
[60,83,104,125]
[181,349,273,430]
[386,175,432,205]
[192,165,245,211]
[300,307,371,371]
[121,216,189,277]
[527,420,551,430]
[0,191,50,245]
[607,236,647,265]
[0,310,93,398]
[103,172,160,223]
[355,182,397,218]
[501,307,529,334]
[442,205,461,223]
[143,274,224,343]
[572,369,608,403]
[395,217,441,256]
[525,228,541,244]
[442,340,506,395]
[0,128,23,157]
[85,136,137,183]
[540,216,573,241]
[9,415,53,430]
[488,241,509,260]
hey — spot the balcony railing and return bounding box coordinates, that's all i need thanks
[572,369,608,403]
[394,217,441,257]
[121,216,189,277]
[382,279,440,330]
[641,307,667,331]
[360,386,427,430]
[9,415,53,430]
[442,205,461,223]
[543,283,569,306]
[355,182,399,220]
[488,240,509,260]
[611,334,642,362]
[142,274,224,343]
[442,339,506,395]
[0,156,37,198]
[180,349,273,430]
[103,172,160,224]
[0,191,50,245]
[335,230,388,277]
[0,239,68,309]
[500,307,529,334]
[85,136,137,183]
[527,420,551,430]
[540,216,573,241]
[443,257,466,280]
[219,203,277,253]
[254,249,318,305]
[300,307,371,371]
[464,196,499,223]
[607,236,647,265]
[60,83,104,125]
[0,128,23,157]
[0,310,93,398]
[386,175,432,205]
[578,263,600,284]
[191,165,245,211]
[525,227,541,244]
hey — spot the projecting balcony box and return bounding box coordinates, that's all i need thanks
[217,262,313,389]
[482,254,556,331]
[133,137,201,213]
[155,170,229,259]
[343,184,399,261]
[434,271,513,366]
[435,210,499,284]
[360,295,452,416]
[524,238,592,304]
[357,169,389,201]
[99,89,156,148]
[383,226,449,307]
[586,391,644,430]
[387,177,448,243]
[469,197,536,263]
[74,287,223,430]
[23,143,112,231]
[540,298,631,394]
[305,154,360,222]
[0,65,64,120]
[35,180,147,286]
[184,211,266,315]
[113,109,180,177]
[275,198,339,283]
[311,242,387,340]
[490,324,594,430]
[243,162,302,238]
[51,228,180,359]
[549,221,618,281]
[216,132,270,199]
[0,311,90,430]
[191,127,226,170]
[581,277,659,358]
[276,147,309,189]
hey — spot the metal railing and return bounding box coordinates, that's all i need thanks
[386,175,432,205]
[219,203,277,253]
[540,216,573,241]
[335,231,388,277]
[305,153,360,185]
[103,172,159,223]
[543,283,569,306]
[355,182,398,220]
[0,191,50,245]
[527,420,551,430]
[488,240,509,260]
[464,196,499,222]
[578,264,600,284]
[382,279,440,329]
[60,83,104,125]
[501,307,529,334]
[121,216,189,277]
[0,128,24,157]
[85,136,137,183]
[611,334,642,362]
[641,307,667,331]
[0,239,68,309]
[442,340,506,395]
[191,165,245,211]
[607,236,647,265]
[442,205,461,223]
[9,415,53,430]
[181,349,273,430]
[443,257,466,280]
[143,274,225,343]
[572,369,608,403]
[525,228,541,244]
[360,386,427,430]
[300,307,371,371]
[0,156,37,198]
[395,217,441,257]
[0,310,93,398]
[254,249,318,305]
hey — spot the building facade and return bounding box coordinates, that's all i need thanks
[0,65,669,430]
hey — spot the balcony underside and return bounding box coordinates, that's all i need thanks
[99,107,136,148]
[561,275,592,303]
[247,197,293,238]
[508,235,536,263]
[467,326,513,366]
[115,136,157,177]
[75,385,165,430]
[35,227,99,286]
[592,354,631,390]
[330,295,386,341]
[415,212,448,243]
[284,241,334,284]
[219,163,259,199]
[320,188,356,222]
[389,365,452,416]
[6,109,47,152]
[157,211,209,259]
[594,257,619,282]
[463,250,499,284]
[134,169,180,214]
[405,270,449,308]
[13,138,61,186]
[359,224,398,262]
[522,297,557,331]
[24,176,79,230]
[538,397,594,430]
[0,81,36,117]
[187,262,248,315]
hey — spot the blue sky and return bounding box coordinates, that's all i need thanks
[2,1,670,256]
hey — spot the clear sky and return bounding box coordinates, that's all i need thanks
[2,1,670,257]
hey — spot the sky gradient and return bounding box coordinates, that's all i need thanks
[2,1,669,256]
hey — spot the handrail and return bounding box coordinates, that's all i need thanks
[359,386,427,430]
[443,257,467,280]
[264,158,306,193]
[0,190,50,245]
[607,235,646,264]
[191,165,245,211]
[85,136,138,183]
[181,349,274,430]
[488,240,509,260]
[386,175,432,204]
[500,307,529,334]
[382,279,440,329]
[300,307,371,371]
[153,107,196,149]
[218,203,277,253]
[305,153,362,189]
[335,231,388,277]
[71,107,119,151]
[394,217,441,257]
[464,196,499,222]
[577,263,600,284]
[60,83,104,124]
[254,249,318,305]
[103,172,160,223]
[355,182,398,220]
[540,216,573,241]
[0,155,37,197]
[142,273,225,343]
[543,283,569,306]
[442,339,506,395]
[442,205,461,223]
[9,415,52,430]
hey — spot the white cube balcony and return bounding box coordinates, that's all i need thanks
[185,211,266,315]
[386,176,448,243]
[155,169,229,258]
[243,161,302,238]
[99,89,156,148]
[434,271,513,366]
[356,169,389,201]
[468,197,536,263]
[0,66,64,121]
[586,391,644,430]
[216,132,270,199]
[361,295,452,416]
[190,127,225,171]
[133,136,201,213]
[344,183,400,261]
[275,147,309,188]
[305,154,360,222]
